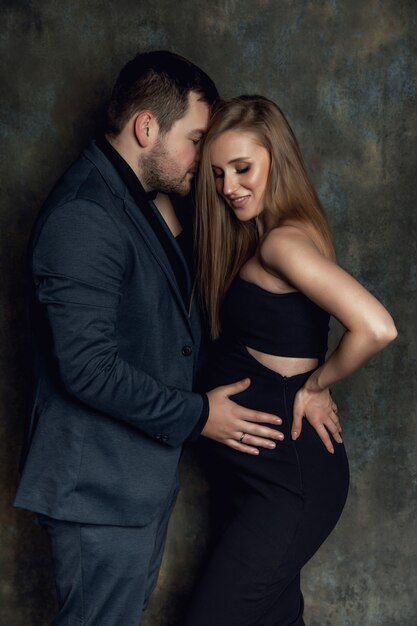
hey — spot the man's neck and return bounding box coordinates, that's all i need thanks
[105,133,149,190]
[99,136,181,233]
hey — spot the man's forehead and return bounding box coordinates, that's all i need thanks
[178,93,210,128]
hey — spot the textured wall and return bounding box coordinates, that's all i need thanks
[1,1,416,624]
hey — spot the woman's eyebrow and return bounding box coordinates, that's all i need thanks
[211,157,251,167]
[228,157,250,163]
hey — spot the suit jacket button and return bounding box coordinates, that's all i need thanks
[181,345,193,357]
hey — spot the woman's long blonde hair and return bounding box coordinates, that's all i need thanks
[196,95,335,338]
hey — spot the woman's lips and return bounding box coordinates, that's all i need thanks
[228,195,250,209]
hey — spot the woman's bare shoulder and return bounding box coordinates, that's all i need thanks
[260,222,322,266]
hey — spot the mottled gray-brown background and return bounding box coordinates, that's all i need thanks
[1,1,416,625]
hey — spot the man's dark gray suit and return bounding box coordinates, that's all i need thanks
[14,140,206,621]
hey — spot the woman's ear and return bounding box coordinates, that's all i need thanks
[134,111,158,148]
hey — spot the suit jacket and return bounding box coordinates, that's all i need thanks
[14,141,204,526]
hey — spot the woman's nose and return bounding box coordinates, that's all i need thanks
[223,173,238,196]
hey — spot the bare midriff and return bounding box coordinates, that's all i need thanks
[246,346,318,377]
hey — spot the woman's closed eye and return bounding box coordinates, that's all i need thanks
[212,165,250,179]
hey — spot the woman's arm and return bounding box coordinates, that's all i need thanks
[261,225,398,452]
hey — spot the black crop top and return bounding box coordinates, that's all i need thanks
[222,276,330,362]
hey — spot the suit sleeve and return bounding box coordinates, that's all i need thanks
[32,199,204,448]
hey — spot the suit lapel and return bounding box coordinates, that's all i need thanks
[148,197,192,296]
[123,194,196,338]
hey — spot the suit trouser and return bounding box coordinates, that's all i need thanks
[38,482,178,626]
[185,344,349,625]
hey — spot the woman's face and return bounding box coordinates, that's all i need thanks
[210,130,271,221]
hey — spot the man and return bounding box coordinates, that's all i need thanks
[14,51,282,625]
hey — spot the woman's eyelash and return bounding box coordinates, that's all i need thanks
[212,166,250,179]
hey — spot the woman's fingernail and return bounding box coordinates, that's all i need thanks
[267,442,276,448]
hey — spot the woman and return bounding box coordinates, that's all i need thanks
[186,96,397,626]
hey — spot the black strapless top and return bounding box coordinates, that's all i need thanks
[222,276,330,362]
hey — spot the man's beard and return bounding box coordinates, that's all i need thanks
[141,139,194,197]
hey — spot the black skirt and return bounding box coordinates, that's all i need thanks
[186,341,350,626]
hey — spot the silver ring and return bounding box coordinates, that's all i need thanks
[239,432,247,443]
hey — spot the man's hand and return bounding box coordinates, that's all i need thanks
[202,378,284,455]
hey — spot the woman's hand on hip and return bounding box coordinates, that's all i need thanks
[291,385,343,454]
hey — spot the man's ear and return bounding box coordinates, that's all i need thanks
[134,111,158,148]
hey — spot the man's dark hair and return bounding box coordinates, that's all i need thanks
[106,50,218,136]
